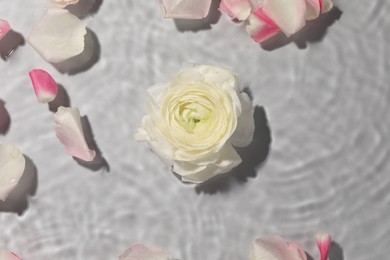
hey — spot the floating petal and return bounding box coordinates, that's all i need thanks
[316,232,331,260]
[119,244,173,260]
[29,69,58,103]
[220,0,253,20]
[54,107,96,161]
[27,8,86,63]
[246,6,281,43]
[0,144,26,201]
[0,19,11,41]
[50,0,79,8]
[159,0,212,19]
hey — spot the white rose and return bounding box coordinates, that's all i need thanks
[135,64,255,184]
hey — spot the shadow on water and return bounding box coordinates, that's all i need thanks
[0,30,25,60]
[261,7,342,51]
[174,0,221,32]
[0,156,38,215]
[196,105,272,194]
[66,0,104,18]
[48,84,71,113]
[73,116,110,172]
[0,100,11,135]
[52,28,100,75]
[329,241,344,260]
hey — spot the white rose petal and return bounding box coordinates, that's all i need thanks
[136,64,255,184]
[0,144,26,201]
[119,244,173,260]
[27,8,87,63]
[50,0,79,8]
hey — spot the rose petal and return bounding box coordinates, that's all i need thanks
[220,0,253,20]
[0,19,11,41]
[261,0,307,36]
[29,69,58,103]
[0,250,22,260]
[54,107,96,161]
[305,0,321,20]
[250,235,307,260]
[230,93,255,147]
[321,0,333,13]
[246,6,281,43]
[0,144,26,201]
[316,232,331,260]
[27,8,87,63]
[159,0,212,19]
[50,0,79,8]
[119,244,173,260]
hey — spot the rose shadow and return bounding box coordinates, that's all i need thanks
[48,84,71,113]
[174,0,221,32]
[260,6,342,51]
[0,155,38,215]
[0,29,25,60]
[0,99,11,135]
[195,105,272,194]
[66,0,104,19]
[329,241,344,260]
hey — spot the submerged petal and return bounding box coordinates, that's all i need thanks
[250,236,307,260]
[119,244,173,260]
[29,69,58,103]
[159,0,212,19]
[54,107,96,161]
[0,19,11,41]
[246,6,281,43]
[0,144,26,201]
[27,8,87,63]
[316,232,331,260]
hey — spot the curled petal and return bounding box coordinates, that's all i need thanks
[316,232,331,260]
[246,6,281,43]
[27,8,86,63]
[119,244,173,260]
[0,19,11,41]
[220,0,253,20]
[50,0,79,8]
[29,69,58,103]
[0,144,26,201]
[250,236,307,260]
[159,0,212,19]
[54,107,96,161]
[261,0,307,36]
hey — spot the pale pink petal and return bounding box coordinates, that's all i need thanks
[316,232,331,260]
[54,107,96,161]
[27,8,86,63]
[246,6,281,43]
[159,0,212,19]
[29,69,58,103]
[0,144,26,201]
[0,19,11,41]
[220,0,253,20]
[50,0,79,8]
[0,250,22,260]
[119,244,173,260]
[305,0,321,20]
[250,235,307,260]
[262,0,307,36]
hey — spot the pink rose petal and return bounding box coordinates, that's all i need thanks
[119,244,173,260]
[159,0,212,19]
[250,235,307,260]
[29,69,58,103]
[54,107,96,161]
[0,250,22,260]
[0,19,11,41]
[220,0,253,20]
[246,6,281,43]
[305,0,333,20]
[316,232,331,260]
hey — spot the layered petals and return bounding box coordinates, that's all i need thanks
[316,232,331,260]
[28,8,87,63]
[246,6,281,43]
[0,144,26,201]
[119,244,173,260]
[29,69,58,103]
[54,107,96,161]
[0,19,11,41]
[250,236,307,260]
[159,0,212,19]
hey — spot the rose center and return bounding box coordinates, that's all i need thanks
[177,102,210,134]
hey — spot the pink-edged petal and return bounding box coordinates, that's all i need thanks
[262,0,307,37]
[250,235,307,260]
[0,250,22,260]
[246,6,281,43]
[119,244,173,260]
[29,69,58,103]
[0,144,26,201]
[220,0,252,20]
[316,232,331,260]
[54,107,96,161]
[27,8,86,63]
[50,0,79,8]
[0,19,11,41]
[159,0,212,19]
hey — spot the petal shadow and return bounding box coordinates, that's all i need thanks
[48,84,71,113]
[0,30,25,60]
[0,100,11,135]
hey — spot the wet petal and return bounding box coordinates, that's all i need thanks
[0,19,11,41]
[27,8,86,63]
[119,244,173,260]
[54,107,96,161]
[159,0,212,19]
[0,144,26,201]
[316,232,331,260]
[29,69,58,103]
[246,6,281,43]
[220,0,253,20]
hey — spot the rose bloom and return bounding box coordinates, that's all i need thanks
[136,64,254,184]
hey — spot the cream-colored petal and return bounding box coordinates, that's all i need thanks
[159,0,212,19]
[28,8,87,63]
[50,0,79,8]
